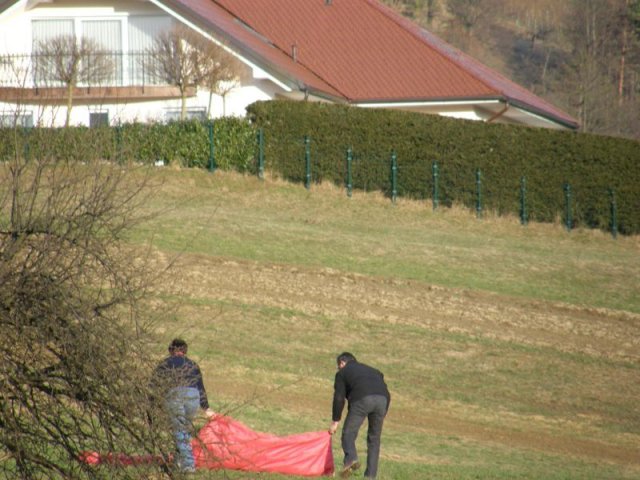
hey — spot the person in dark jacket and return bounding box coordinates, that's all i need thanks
[329,352,390,479]
[152,338,215,473]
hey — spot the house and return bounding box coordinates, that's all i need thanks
[0,0,578,130]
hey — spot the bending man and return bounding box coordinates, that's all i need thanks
[329,352,390,479]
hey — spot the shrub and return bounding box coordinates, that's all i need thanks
[0,117,257,173]
[247,100,640,234]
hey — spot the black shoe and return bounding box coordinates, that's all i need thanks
[340,461,361,478]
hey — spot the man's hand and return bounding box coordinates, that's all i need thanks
[205,408,216,418]
[328,421,339,435]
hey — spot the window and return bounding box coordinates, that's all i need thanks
[0,112,34,128]
[31,15,174,87]
[89,111,109,128]
[32,19,75,46]
[32,19,75,87]
[128,15,174,52]
[32,18,122,51]
[128,16,174,85]
[83,20,123,85]
[164,107,207,123]
[32,18,122,86]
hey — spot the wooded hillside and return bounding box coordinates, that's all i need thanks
[383,0,640,140]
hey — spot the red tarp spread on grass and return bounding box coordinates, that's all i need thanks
[81,415,334,477]
[193,415,334,477]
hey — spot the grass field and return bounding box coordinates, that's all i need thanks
[132,168,639,479]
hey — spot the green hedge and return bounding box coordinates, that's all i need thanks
[247,100,640,235]
[1,103,637,234]
[0,118,257,172]
[115,118,256,171]
[0,126,115,162]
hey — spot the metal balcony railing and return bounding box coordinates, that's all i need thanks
[0,51,170,89]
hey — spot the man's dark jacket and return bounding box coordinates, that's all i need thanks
[332,361,390,421]
[153,355,210,409]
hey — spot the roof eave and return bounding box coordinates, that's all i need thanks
[354,96,503,107]
[354,96,578,130]
[149,0,297,92]
[0,0,22,18]
[505,98,579,130]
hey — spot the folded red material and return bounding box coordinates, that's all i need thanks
[193,415,334,477]
[79,451,169,466]
[80,414,334,477]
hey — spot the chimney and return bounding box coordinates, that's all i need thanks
[325,0,332,5]
[291,44,298,62]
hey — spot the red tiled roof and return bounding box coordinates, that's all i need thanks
[167,0,577,128]
[163,0,344,98]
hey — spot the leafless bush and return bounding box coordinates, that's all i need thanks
[146,25,243,119]
[34,35,115,127]
[0,140,180,478]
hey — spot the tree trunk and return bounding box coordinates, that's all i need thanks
[180,86,187,120]
[65,83,74,127]
[207,90,214,118]
[540,50,552,94]
[618,0,631,104]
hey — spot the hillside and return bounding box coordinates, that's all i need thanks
[134,168,640,479]
[382,0,640,140]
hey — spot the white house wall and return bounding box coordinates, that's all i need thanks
[0,80,276,127]
[0,0,290,127]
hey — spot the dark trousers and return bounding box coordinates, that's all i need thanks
[341,394,388,479]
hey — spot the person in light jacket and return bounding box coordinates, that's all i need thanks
[152,338,215,473]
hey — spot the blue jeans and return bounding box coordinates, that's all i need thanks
[166,387,200,471]
[341,395,388,479]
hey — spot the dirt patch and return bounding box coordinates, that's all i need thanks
[165,254,640,364]
[156,252,640,467]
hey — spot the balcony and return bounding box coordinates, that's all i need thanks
[0,51,194,103]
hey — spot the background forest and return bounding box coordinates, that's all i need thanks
[382,0,640,140]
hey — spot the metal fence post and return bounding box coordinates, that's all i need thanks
[208,121,216,172]
[346,147,353,198]
[23,138,30,161]
[609,188,618,239]
[115,124,123,165]
[520,176,528,225]
[257,128,264,179]
[476,169,482,219]
[390,151,397,204]
[564,183,572,231]
[304,135,311,190]
[432,161,439,210]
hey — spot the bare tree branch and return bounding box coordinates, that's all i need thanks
[146,25,243,119]
[34,35,114,127]
[0,143,178,478]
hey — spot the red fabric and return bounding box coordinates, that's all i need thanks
[78,451,169,466]
[193,415,334,477]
